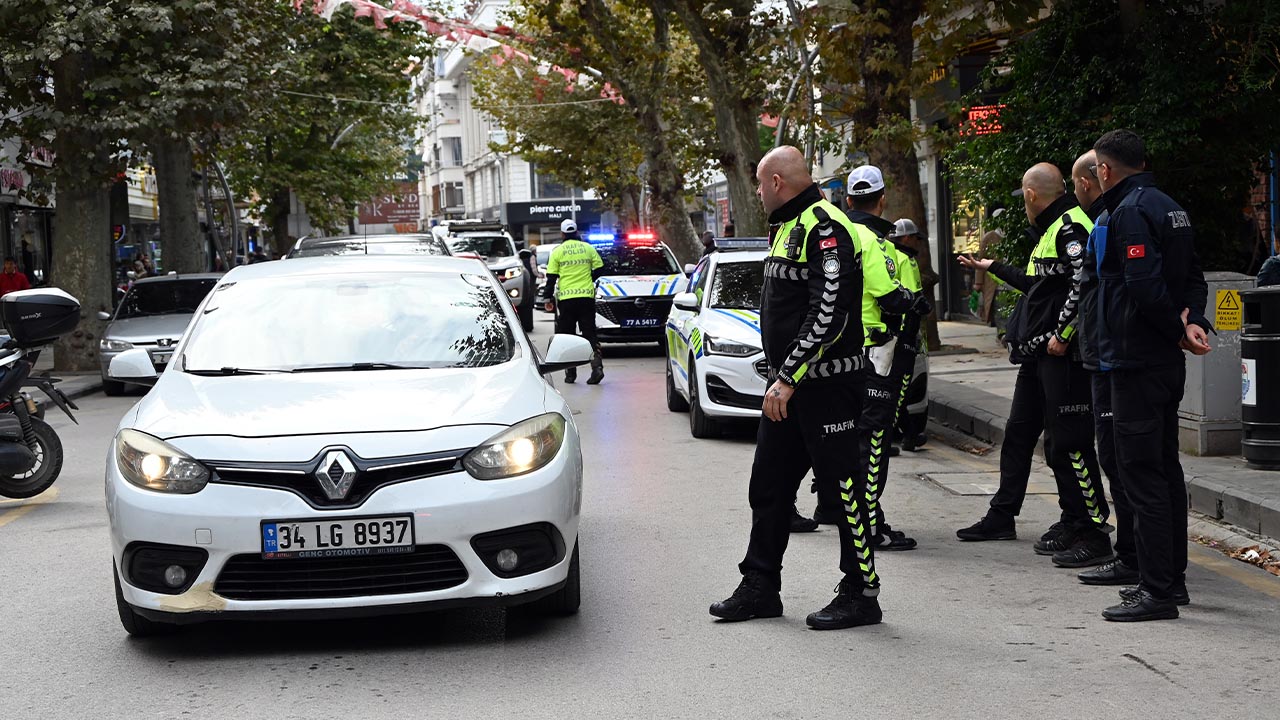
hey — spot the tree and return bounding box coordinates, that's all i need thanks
[949,0,1280,271]
[219,6,429,245]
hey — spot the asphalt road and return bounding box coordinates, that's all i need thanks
[1,319,1278,719]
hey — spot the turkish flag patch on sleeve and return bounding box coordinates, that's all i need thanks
[820,237,838,250]
[1127,244,1146,259]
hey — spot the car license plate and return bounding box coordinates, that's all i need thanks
[152,352,171,366]
[260,515,415,559]
[622,318,661,327]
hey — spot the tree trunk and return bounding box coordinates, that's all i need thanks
[872,141,941,350]
[153,133,204,273]
[664,0,767,237]
[269,187,292,251]
[635,104,701,263]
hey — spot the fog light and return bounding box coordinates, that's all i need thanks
[163,565,188,588]
[495,549,519,572]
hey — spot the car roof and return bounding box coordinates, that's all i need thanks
[298,234,444,246]
[713,250,768,263]
[220,255,490,282]
[132,272,225,284]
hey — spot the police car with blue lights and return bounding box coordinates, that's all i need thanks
[584,231,687,345]
[664,238,930,440]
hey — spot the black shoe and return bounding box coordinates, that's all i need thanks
[872,528,917,551]
[956,516,1016,541]
[789,506,819,533]
[1103,589,1180,622]
[709,572,783,621]
[805,581,883,630]
[887,445,901,457]
[811,504,843,526]
[564,370,577,384]
[1120,585,1190,606]
[1078,559,1140,586]
[1052,533,1114,568]
[586,369,604,385]
[901,433,928,452]
[1033,523,1078,556]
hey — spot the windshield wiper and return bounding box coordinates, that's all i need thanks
[186,367,284,376]
[289,362,426,373]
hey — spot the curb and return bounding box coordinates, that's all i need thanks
[928,377,1280,544]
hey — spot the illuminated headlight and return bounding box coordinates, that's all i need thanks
[463,413,566,480]
[115,429,210,494]
[705,336,761,357]
[500,267,523,281]
[100,338,133,352]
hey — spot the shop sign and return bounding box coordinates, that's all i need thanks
[964,104,1005,136]
[358,182,421,225]
[505,199,601,225]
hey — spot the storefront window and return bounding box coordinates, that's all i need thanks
[4,208,51,286]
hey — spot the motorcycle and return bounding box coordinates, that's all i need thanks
[0,289,81,499]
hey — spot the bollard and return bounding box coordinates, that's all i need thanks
[1241,285,1280,469]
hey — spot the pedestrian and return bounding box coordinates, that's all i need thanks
[973,209,1005,327]
[1092,129,1210,621]
[841,166,930,551]
[1070,149,1139,589]
[0,257,31,298]
[516,247,538,332]
[722,223,736,238]
[709,146,880,630]
[887,218,930,454]
[541,219,605,384]
[141,255,157,277]
[955,162,1115,571]
[700,231,718,256]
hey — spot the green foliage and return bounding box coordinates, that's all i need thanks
[949,0,1280,270]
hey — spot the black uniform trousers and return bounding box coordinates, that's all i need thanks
[740,376,879,596]
[554,298,601,350]
[1109,364,1187,600]
[859,339,914,534]
[1092,371,1136,567]
[989,355,1109,532]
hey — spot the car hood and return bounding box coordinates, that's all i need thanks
[105,314,196,343]
[596,274,685,298]
[131,361,550,441]
[700,308,762,348]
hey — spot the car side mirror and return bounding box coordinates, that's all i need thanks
[683,263,696,276]
[673,292,700,312]
[96,311,112,321]
[108,348,159,387]
[539,334,594,375]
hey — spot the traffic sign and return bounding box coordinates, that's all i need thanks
[1216,289,1241,331]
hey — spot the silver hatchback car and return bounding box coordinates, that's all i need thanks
[98,273,222,395]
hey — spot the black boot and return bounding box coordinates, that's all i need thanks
[806,580,882,630]
[1120,584,1190,606]
[709,571,783,621]
[1102,588,1180,622]
[564,368,577,384]
[585,353,604,385]
[1078,558,1140,586]
[956,515,1016,541]
[1051,529,1114,568]
[789,505,819,533]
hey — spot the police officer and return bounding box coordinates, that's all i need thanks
[888,218,929,453]
[1092,130,1210,621]
[842,167,930,551]
[956,163,1113,569]
[710,146,881,630]
[541,219,606,384]
[1071,149,1138,588]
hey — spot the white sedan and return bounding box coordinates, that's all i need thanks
[666,245,929,439]
[105,256,593,636]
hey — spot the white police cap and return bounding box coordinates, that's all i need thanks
[846,165,886,196]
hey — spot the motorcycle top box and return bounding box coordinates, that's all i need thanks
[0,288,80,347]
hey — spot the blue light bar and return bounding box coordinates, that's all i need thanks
[586,233,616,243]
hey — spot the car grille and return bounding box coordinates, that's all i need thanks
[597,296,674,325]
[214,545,468,600]
[753,358,771,381]
[210,449,465,510]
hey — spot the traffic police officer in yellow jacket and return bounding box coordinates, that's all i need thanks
[888,219,930,452]
[710,146,882,630]
[841,167,931,552]
[956,163,1112,569]
[542,219,606,384]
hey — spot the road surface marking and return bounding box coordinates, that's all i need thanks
[0,487,60,528]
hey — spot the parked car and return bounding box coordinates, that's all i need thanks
[430,221,530,316]
[97,274,222,396]
[105,256,592,636]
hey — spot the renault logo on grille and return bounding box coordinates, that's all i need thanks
[314,450,358,500]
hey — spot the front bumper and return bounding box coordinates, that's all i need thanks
[106,434,582,623]
[594,296,674,343]
[694,351,767,419]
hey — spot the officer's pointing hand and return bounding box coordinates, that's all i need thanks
[763,380,794,422]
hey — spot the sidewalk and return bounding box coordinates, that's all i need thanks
[928,320,1280,542]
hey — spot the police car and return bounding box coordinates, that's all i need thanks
[585,232,687,344]
[664,238,930,440]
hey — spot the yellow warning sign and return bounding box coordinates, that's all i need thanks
[1216,289,1242,331]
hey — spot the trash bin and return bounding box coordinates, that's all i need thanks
[1241,286,1280,469]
